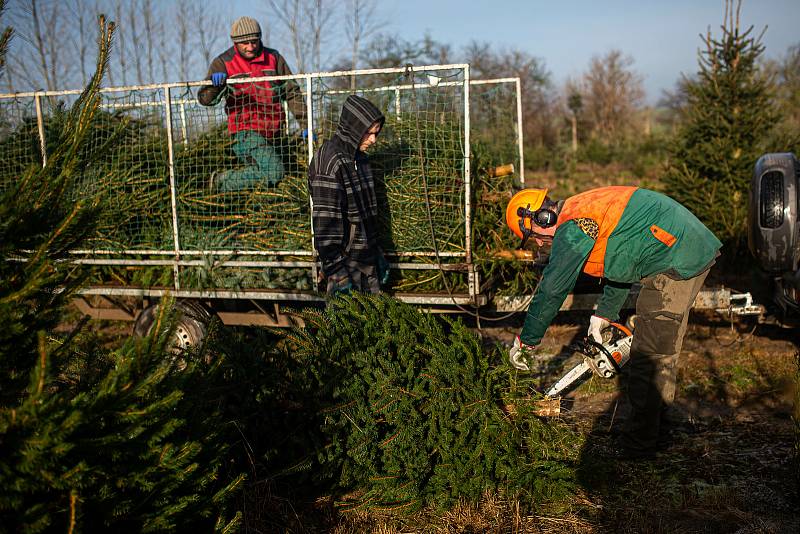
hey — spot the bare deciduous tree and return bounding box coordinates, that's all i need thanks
[344,0,379,88]
[7,0,72,90]
[464,41,557,148]
[0,0,13,82]
[581,49,644,142]
[3,0,229,90]
[267,0,336,73]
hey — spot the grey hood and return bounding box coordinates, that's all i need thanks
[333,95,385,157]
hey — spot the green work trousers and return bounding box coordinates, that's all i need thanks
[217,130,285,191]
[620,268,710,452]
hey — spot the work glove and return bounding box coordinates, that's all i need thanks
[327,270,353,296]
[210,72,228,87]
[587,314,611,344]
[376,253,390,286]
[509,335,538,371]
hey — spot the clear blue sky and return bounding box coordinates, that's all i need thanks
[232,0,800,103]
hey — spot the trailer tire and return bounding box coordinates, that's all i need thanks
[133,300,211,350]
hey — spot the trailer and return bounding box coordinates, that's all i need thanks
[0,64,764,346]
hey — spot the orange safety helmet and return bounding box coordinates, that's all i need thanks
[505,188,549,240]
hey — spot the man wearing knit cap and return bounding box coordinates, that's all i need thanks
[198,16,306,191]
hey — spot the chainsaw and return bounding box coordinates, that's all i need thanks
[544,322,633,398]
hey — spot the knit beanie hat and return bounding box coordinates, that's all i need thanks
[230,17,261,43]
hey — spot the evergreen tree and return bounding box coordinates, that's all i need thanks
[663,0,778,247]
[0,12,243,532]
[282,293,580,512]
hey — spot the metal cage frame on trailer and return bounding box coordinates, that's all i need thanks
[0,65,526,310]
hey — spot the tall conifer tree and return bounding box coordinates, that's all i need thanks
[0,11,243,532]
[663,0,777,248]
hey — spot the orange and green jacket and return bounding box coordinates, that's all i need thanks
[519,187,722,346]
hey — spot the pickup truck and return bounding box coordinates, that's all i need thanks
[749,152,800,323]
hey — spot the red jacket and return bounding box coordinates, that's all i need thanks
[197,46,305,137]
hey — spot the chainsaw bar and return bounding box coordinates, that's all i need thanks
[543,322,633,398]
[544,359,591,397]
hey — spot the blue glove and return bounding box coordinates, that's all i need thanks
[327,271,353,296]
[377,254,390,286]
[301,129,317,141]
[211,72,227,87]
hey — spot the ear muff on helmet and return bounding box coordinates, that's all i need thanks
[505,188,556,249]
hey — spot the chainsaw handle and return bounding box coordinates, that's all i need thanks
[610,322,632,337]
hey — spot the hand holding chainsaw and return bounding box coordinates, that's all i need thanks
[543,320,633,397]
[587,314,611,343]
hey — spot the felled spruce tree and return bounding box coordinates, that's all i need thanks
[284,293,579,512]
[663,1,777,247]
[0,12,242,532]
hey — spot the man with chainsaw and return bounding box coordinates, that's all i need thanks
[198,16,307,191]
[506,186,721,458]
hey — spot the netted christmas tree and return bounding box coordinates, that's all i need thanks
[0,12,243,532]
[663,0,778,247]
[280,293,580,512]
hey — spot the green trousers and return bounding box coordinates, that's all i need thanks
[216,130,285,191]
[620,268,710,452]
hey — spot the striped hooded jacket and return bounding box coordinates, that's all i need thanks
[308,95,385,277]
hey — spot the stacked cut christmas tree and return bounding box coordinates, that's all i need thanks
[276,293,580,512]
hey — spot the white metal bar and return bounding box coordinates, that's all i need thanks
[469,77,519,85]
[66,258,466,270]
[67,249,316,256]
[305,74,318,285]
[64,249,465,258]
[98,98,195,110]
[163,86,181,289]
[322,80,462,96]
[72,259,315,267]
[463,65,472,268]
[78,286,325,301]
[71,78,510,112]
[515,77,525,186]
[34,93,47,166]
[394,88,401,120]
[261,77,505,98]
[0,64,471,99]
[390,251,465,258]
[76,286,479,306]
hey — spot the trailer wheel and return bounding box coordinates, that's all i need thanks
[133,300,211,350]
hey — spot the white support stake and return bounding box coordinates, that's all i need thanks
[515,77,525,186]
[34,93,47,166]
[164,86,181,289]
[463,66,472,268]
[179,101,188,146]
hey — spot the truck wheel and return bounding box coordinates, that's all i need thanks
[133,300,211,350]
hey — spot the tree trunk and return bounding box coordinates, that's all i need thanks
[571,113,578,153]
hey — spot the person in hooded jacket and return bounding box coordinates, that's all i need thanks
[308,95,389,294]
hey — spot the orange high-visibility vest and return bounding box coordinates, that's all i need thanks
[556,186,638,277]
